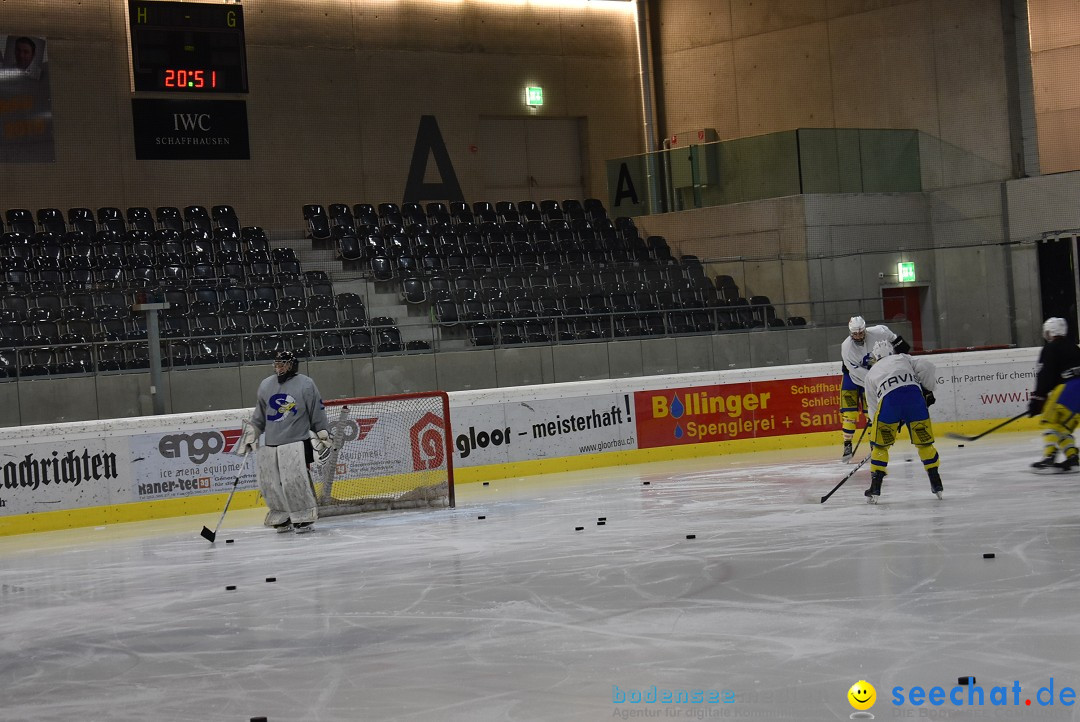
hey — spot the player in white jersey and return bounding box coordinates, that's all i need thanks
[235,350,331,533]
[838,316,909,460]
[862,340,941,503]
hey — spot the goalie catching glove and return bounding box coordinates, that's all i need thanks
[311,429,333,461]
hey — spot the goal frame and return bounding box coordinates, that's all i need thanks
[316,391,455,515]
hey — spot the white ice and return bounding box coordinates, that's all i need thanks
[3,432,1080,722]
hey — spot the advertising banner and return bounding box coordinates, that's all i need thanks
[450,393,638,467]
[131,98,250,160]
[0,437,128,514]
[635,376,840,449]
[0,33,54,162]
[327,407,449,479]
[129,426,253,501]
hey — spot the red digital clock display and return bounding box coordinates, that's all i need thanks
[163,69,219,90]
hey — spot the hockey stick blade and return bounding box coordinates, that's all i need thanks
[821,454,872,503]
[944,411,1027,442]
[200,450,251,544]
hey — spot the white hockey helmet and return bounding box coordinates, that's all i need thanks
[1043,317,1067,341]
[848,316,867,339]
[870,339,894,362]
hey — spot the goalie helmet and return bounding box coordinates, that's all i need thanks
[274,349,298,382]
[1043,317,1067,341]
[870,339,894,362]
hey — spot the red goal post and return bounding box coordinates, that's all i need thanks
[315,391,454,515]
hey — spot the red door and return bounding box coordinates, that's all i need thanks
[882,287,923,351]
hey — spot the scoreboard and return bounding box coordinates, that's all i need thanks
[128,1,248,93]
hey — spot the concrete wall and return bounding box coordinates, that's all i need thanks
[0,322,891,426]
[2,1,642,234]
[654,0,1013,188]
[1030,0,1080,173]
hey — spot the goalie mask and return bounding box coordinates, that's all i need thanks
[1043,317,1067,341]
[848,316,867,342]
[870,339,894,363]
[273,350,298,383]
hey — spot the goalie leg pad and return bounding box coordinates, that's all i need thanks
[277,440,319,524]
[257,446,291,527]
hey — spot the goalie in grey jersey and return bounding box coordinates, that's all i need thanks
[236,350,331,533]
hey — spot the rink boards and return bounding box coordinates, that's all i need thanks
[0,348,1041,535]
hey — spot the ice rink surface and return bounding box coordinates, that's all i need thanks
[3,431,1080,722]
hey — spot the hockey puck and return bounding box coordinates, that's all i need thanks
[225,539,234,544]
[597,521,606,526]
[643,481,650,486]
[983,553,995,559]
[265,577,276,583]
[225,585,236,591]
[251,718,268,722]
[958,677,976,685]
[958,444,965,448]
[575,527,584,531]
[598,517,607,522]
[477,515,486,520]
[483,482,489,486]
[686,534,696,539]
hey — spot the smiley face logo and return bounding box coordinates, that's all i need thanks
[848,680,876,710]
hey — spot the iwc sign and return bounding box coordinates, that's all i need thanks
[131,98,249,160]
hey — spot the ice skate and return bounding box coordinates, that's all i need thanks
[293,521,315,534]
[841,440,853,463]
[864,470,884,504]
[928,468,943,500]
[1054,455,1079,473]
[1031,455,1058,473]
[273,521,293,533]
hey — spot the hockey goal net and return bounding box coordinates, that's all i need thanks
[315,391,454,516]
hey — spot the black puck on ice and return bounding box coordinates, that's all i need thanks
[483,482,489,486]
[225,585,236,591]
[265,577,276,583]
[686,534,696,539]
[575,527,584,531]
[478,515,486,520]
[643,481,650,486]
[251,717,268,722]
[225,539,234,544]
[983,553,996,559]
[598,517,607,522]
[958,676,976,685]
[958,444,965,448]
[597,521,606,526]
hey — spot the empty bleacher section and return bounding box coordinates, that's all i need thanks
[307,198,802,351]
[0,204,412,379]
[0,196,815,384]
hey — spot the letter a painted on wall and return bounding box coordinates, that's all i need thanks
[613,163,640,207]
[404,115,465,204]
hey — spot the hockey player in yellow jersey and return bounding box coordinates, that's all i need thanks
[838,316,909,461]
[1028,317,1080,472]
[862,339,941,503]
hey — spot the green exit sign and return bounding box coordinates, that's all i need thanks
[525,86,544,106]
[897,261,916,282]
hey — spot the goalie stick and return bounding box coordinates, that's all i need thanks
[945,411,1027,442]
[200,450,251,543]
[316,405,350,505]
[821,453,872,503]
